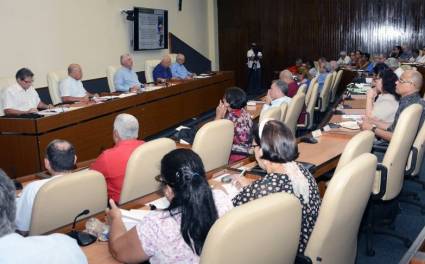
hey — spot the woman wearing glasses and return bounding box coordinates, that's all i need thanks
[232,120,321,253]
[106,148,233,264]
[365,64,399,126]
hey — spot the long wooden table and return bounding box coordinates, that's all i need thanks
[0,72,234,178]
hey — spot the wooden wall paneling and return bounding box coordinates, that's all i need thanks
[218,0,425,88]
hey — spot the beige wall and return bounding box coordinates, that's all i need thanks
[0,0,218,88]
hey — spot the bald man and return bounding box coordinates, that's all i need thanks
[59,64,95,103]
[170,53,194,80]
[279,70,299,97]
[114,54,143,93]
[361,69,425,141]
[152,55,173,83]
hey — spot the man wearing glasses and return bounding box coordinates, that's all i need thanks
[2,68,52,116]
[361,69,425,141]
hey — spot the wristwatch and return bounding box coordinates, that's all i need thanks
[371,124,377,133]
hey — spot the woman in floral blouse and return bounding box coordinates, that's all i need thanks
[232,120,321,253]
[215,87,253,162]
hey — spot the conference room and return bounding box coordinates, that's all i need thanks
[2,0,425,263]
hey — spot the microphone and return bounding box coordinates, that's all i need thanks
[71,209,90,230]
[67,209,97,246]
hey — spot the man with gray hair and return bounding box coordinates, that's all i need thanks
[15,139,78,234]
[261,80,292,115]
[0,170,88,263]
[361,69,425,141]
[279,69,299,97]
[337,51,351,66]
[114,53,143,93]
[91,113,144,202]
[170,53,194,80]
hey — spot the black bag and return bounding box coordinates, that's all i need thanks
[173,127,197,144]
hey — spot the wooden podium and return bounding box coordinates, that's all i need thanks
[0,71,234,178]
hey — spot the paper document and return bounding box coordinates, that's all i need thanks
[342,115,363,120]
[339,121,360,130]
[120,209,151,230]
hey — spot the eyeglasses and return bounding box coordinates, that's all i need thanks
[155,175,172,186]
[251,144,260,150]
[398,78,415,86]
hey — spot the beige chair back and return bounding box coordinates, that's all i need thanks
[305,77,317,106]
[0,77,16,116]
[119,138,176,204]
[330,70,343,103]
[192,119,234,171]
[47,70,68,105]
[200,193,301,264]
[280,103,288,123]
[284,93,305,136]
[300,83,319,130]
[318,73,334,112]
[106,65,120,92]
[30,170,107,235]
[296,83,307,96]
[334,130,374,174]
[145,59,161,83]
[406,122,425,177]
[259,106,282,123]
[305,154,377,264]
[374,104,422,200]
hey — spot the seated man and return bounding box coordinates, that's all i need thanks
[15,140,77,234]
[152,55,172,83]
[114,54,143,93]
[3,68,52,116]
[90,114,144,203]
[358,53,374,74]
[170,53,194,80]
[60,64,96,103]
[337,51,351,66]
[0,169,87,263]
[279,69,299,97]
[361,70,425,141]
[261,80,292,115]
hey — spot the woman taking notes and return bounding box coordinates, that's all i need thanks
[106,149,233,264]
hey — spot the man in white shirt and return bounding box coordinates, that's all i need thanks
[15,139,77,234]
[337,51,351,66]
[409,48,421,63]
[261,80,292,114]
[2,68,52,116]
[60,64,96,103]
[0,169,87,264]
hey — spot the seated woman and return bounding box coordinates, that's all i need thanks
[232,120,321,253]
[365,64,399,127]
[215,87,253,162]
[106,149,233,264]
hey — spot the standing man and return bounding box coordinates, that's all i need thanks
[153,55,173,83]
[246,43,263,96]
[60,64,96,103]
[171,54,194,80]
[2,68,52,116]
[114,54,143,93]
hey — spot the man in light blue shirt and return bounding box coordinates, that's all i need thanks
[261,80,292,114]
[0,169,87,264]
[114,54,143,92]
[170,53,194,80]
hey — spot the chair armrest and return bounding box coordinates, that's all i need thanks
[295,254,313,264]
[372,163,388,200]
[405,146,418,176]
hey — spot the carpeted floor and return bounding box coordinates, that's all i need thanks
[356,173,425,263]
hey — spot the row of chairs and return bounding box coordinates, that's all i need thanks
[28,119,235,235]
[0,54,178,113]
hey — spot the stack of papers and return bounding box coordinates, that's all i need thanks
[120,197,170,230]
[339,121,360,130]
[342,115,363,121]
[37,107,71,116]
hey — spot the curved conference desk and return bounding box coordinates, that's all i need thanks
[0,71,234,178]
